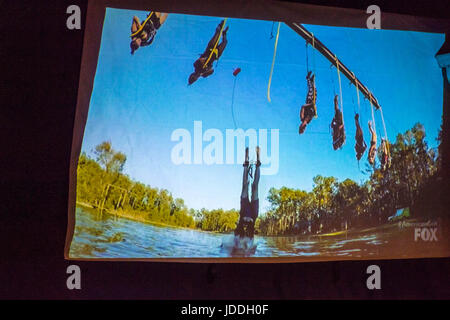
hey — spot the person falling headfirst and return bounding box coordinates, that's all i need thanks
[188,20,229,85]
[368,120,377,165]
[234,147,261,240]
[299,71,317,134]
[354,113,367,160]
[130,12,168,55]
[331,94,345,150]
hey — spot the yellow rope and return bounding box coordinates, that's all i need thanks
[203,18,228,69]
[267,22,281,103]
[130,12,154,38]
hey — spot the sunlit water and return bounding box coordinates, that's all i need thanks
[69,207,448,259]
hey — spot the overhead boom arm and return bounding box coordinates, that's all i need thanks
[286,22,381,110]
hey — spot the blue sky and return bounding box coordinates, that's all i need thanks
[81,8,444,213]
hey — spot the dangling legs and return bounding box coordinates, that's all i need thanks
[206,20,225,50]
[216,26,228,59]
[130,17,143,54]
[235,148,250,238]
[131,16,141,33]
[246,147,261,238]
[156,12,168,26]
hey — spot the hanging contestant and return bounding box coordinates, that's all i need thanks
[368,120,377,165]
[379,138,390,170]
[130,12,168,54]
[354,113,367,160]
[299,71,317,134]
[234,147,261,240]
[331,94,345,150]
[188,20,229,85]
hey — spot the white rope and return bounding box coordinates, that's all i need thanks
[336,56,344,126]
[353,72,361,114]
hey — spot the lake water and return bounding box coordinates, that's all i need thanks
[69,206,448,259]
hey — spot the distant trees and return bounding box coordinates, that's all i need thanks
[94,141,126,174]
[77,141,195,229]
[195,208,239,232]
[257,123,443,236]
[77,141,240,231]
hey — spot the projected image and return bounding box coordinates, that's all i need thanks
[69,8,449,260]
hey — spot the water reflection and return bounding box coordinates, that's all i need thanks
[70,207,448,259]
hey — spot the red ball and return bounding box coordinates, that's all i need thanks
[233,68,241,76]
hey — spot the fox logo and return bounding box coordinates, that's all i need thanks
[414,228,438,241]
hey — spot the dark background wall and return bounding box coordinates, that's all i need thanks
[0,0,449,299]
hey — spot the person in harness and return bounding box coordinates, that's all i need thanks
[130,12,168,55]
[299,71,317,134]
[354,113,367,160]
[234,146,261,240]
[188,20,229,85]
[330,94,345,150]
[368,120,377,165]
[379,138,390,170]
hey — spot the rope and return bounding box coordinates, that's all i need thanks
[312,33,316,74]
[379,107,388,142]
[355,74,361,114]
[379,106,390,159]
[330,65,336,95]
[305,43,309,73]
[231,76,238,129]
[203,18,227,69]
[336,55,344,127]
[267,22,281,103]
[369,96,376,129]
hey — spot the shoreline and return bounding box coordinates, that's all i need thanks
[75,202,445,239]
[76,202,199,232]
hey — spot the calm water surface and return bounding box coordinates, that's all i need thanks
[69,207,446,259]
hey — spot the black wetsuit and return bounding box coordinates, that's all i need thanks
[355,118,367,160]
[331,109,345,150]
[303,74,317,119]
[234,161,260,238]
[139,13,162,47]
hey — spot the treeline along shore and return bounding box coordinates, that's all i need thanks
[77,123,445,236]
[76,141,239,232]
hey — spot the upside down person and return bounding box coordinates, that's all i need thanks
[130,12,168,54]
[188,20,229,85]
[379,138,390,170]
[331,94,345,150]
[354,113,367,160]
[368,120,377,165]
[299,71,317,134]
[234,147,261,240]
